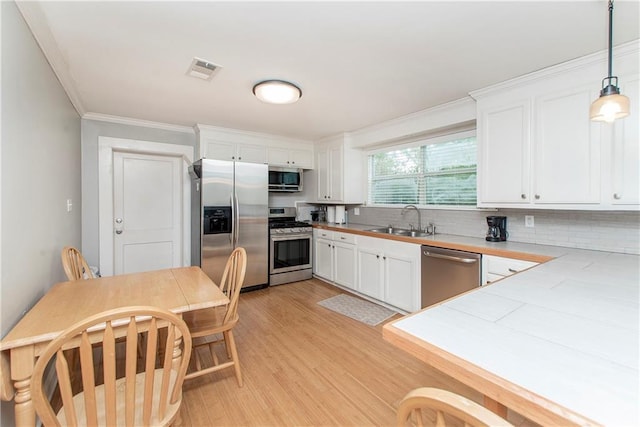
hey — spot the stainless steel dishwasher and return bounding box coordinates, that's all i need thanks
[421,246,481,308]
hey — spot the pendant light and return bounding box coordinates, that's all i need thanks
[590,0,630,122]
[253,80,302,104]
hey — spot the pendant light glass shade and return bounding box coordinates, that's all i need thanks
[590,0,630,122]
[253,80,302,104]
[590,90,630,122]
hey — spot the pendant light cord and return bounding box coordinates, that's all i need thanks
[607,0,614,78]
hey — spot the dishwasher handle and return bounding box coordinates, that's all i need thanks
[423,250,478,264]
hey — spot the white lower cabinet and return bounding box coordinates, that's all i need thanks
[313,230,334,281]
[356,246,384,300]
[482,255,538,285]
[356,236,421,312]
[333,240,357,290]
[313,230,356,290]
[313,230,421,312]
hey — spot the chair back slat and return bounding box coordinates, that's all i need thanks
[125,318,138,425]
[158,323,175,416]
[32,306,192,426]
[55,349,77,426]
[143,318,159,425]
[79,331,98,426]
[102,321,117,426]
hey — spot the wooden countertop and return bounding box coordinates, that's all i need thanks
[312,222,561,263]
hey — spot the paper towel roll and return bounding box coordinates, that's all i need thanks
[335,205,346,224]
[327,206,336,223]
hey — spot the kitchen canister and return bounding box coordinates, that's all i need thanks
[327,206,336,223]
[335,205,346,224]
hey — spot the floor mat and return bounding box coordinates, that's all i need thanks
[317,294,398,326]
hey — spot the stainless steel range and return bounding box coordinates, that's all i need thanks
[269,207,313,286]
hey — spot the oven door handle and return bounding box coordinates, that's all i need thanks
[270,233,312,241]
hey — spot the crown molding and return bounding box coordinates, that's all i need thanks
[83,113,195,134]
[470,39,640,99]
[15,1,86,116]
[348,97,476,148]
[195,123,313,145]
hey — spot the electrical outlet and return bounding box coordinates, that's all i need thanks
[354,208,360,215]
[525,215,534,228]
[66,199,73,212]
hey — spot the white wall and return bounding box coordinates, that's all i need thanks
[1,1,81,422]
[80,119,195,267]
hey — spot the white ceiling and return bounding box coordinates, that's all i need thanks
[18,1,640,141]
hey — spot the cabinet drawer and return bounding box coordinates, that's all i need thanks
[314,229,334,240]
[334,232,356,244]
[485,272,506,284]
[485,255,537,276]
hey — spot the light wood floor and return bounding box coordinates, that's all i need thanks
[180,278,539,426]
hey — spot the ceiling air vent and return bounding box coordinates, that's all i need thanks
[187,57,221,80]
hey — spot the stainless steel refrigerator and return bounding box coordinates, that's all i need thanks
[189,158,269,289]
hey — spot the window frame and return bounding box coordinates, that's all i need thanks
[366,129,479,209]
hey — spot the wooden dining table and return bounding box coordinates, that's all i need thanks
[0,266,229,426]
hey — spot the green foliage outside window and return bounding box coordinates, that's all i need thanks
[368,135,477,206]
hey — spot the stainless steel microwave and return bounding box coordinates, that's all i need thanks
[268,167,303,192]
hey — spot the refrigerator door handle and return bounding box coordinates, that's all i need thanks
[234,193,240,246]
[229,193,235,245]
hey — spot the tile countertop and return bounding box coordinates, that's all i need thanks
[314,222,639,425]
[389,251,639,426]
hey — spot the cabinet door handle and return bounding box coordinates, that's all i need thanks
[614,193,622,200]
[521,194,526,199]
[508,268,519,273]
[535,194,540,200]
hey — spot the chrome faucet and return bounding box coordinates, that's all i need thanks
[401,204,421,231]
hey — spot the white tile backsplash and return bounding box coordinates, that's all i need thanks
[351,207,640,254]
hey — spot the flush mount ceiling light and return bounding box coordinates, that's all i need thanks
[253,80,302,104]
[590,0,630,122]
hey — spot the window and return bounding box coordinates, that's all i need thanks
[368,132,477,206]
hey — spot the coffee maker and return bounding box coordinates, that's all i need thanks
[486,216,507,242]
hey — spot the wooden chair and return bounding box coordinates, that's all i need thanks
[397,387,514,427]
[31,306,192,426]
[183,247,246,386]
[61,246,94,281]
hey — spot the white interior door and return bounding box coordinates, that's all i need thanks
[113,152,182,274]
[98,137,193,276]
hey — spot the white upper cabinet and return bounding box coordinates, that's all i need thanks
[609,75,640,206]
[195,124,314,168]
[477,97,531,204]
[267,147,313,169]
[200,138,267,163]
[474,41,639,210]
[315,134,364,203]
[532,85,601,205]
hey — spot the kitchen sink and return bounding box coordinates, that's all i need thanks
[366,227,435,238]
